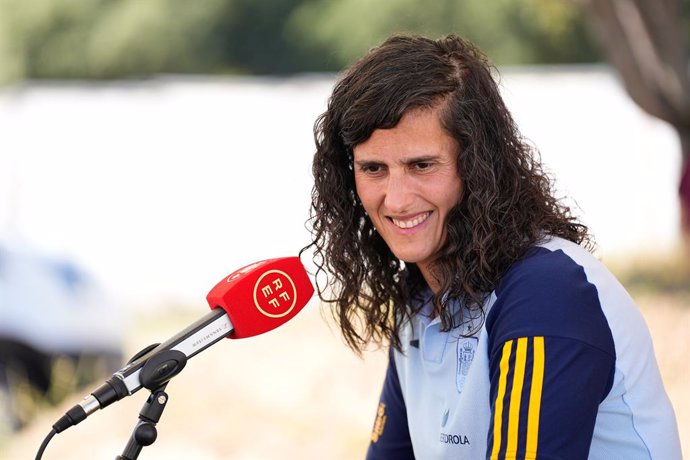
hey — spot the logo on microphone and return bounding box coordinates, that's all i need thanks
[253,270,297,318]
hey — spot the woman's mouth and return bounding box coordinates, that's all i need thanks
[390,212,432,229]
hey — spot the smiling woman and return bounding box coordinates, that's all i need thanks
[303,33,682,459]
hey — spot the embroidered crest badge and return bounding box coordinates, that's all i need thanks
[456,337,478,393]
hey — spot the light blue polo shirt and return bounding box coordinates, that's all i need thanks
[366,237,681,459]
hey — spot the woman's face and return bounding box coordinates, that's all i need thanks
[353,106,463,284]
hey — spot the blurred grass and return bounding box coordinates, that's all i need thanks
[2,302,389,459]
[609,245,690,299]
[2,250,689,459]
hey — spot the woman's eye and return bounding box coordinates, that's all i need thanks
[360,164,383,174]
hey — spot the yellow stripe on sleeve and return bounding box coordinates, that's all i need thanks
[490,339,514,460]
[506,337,528,458]
[525,336,545,459]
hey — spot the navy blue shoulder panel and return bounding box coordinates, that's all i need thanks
[486,247,615,360]
[484,248,617,457]
[366,349,415,460]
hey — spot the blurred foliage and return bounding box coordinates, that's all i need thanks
[285,0,599,70]
[0,0,602,84]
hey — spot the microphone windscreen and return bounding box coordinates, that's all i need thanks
[205,257,314,339]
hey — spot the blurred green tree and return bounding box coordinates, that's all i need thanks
[0,0,234,80]
[285,0,599,70]
[0,0,600,83]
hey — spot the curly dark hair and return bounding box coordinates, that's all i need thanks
[302,33,591,353]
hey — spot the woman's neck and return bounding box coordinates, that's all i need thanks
[418,262,441,295]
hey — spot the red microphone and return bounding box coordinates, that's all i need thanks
[51,257,314,434]
[206,256,313,339]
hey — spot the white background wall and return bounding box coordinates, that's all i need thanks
[0,66,681,310]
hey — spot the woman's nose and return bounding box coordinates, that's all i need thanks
[383,171,414,213]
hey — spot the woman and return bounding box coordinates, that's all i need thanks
[304,34,681,459]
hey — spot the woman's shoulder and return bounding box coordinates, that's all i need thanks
[496,236,615,295]
[486,237,619,355]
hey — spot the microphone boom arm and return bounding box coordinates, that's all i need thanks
[55,308,234,433]
[118,308,233,394]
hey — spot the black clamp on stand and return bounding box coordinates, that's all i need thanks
[116,345,188,460]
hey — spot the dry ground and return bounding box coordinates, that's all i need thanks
[4,293,689,460]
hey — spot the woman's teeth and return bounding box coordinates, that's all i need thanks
[391,212,431,229]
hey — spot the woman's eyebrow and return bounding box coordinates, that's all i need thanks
[354,159,382,166]
[404,155,438,162]
[354,154,441,166]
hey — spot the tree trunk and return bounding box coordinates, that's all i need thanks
[577,0,690,233]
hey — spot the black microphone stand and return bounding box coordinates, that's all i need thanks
[115,346,188,460]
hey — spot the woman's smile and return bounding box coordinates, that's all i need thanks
[390,211,432,230]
